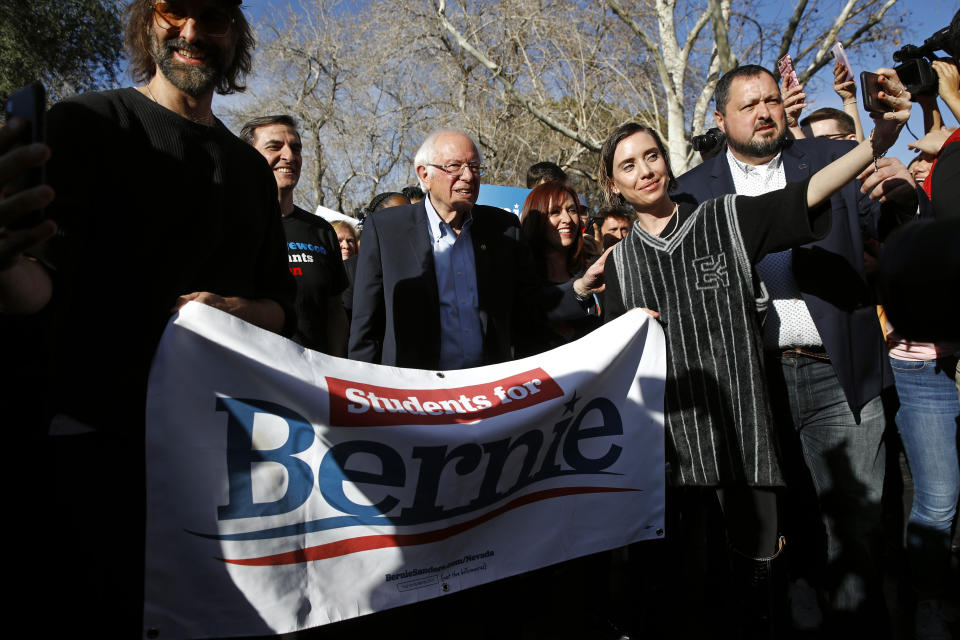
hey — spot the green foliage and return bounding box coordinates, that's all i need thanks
[0,1,123,105]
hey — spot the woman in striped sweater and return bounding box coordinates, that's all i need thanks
[598,69,911,635]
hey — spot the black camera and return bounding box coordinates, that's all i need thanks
[893,25,956,97]
[691,127,725,158]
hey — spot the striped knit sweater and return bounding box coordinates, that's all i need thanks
[610,193,801,487]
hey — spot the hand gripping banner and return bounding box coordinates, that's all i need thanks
[144,302,666,637]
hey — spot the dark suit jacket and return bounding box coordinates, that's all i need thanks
[341,254,357,325]
[348,201,584,369]
[674,138,895,414]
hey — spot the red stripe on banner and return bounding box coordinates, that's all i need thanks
[325,368,563,426]
[220,486,637,566]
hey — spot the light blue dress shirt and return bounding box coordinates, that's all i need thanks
[424,195,485,369]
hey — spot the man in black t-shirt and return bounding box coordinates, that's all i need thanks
[0,1,296,635]
[241,115,349,354]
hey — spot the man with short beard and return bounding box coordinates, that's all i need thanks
[675,64,917,634]
[0,0,294,635]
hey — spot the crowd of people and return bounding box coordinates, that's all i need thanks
[1,1,959,639]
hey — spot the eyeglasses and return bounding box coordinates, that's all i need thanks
[154,1,235,38]
[427,162,486,177]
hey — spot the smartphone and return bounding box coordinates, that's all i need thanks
[831,41,853,82]
[3,82,47,228]
[860,71,891,113]
[777,54,800,89]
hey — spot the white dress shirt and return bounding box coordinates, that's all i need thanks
[726,149,824,349]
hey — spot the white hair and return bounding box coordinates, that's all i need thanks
[413,129,483,190]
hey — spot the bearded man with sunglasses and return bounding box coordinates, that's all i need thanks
[0,1,294,634]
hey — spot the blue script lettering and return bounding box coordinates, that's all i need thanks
[216,398,316,520]
[317,441,405,516]
[215,396,623,524]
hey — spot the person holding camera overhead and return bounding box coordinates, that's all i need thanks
[880,11,960,639]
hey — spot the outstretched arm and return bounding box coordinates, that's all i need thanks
[932,60,960,124]
[807,69,911,208]
[908,128,952,155]
[834,61,865,141]
[574,245,614,297]
[172,292,286,333]
[782,78,807,139]
[916,93,944,136]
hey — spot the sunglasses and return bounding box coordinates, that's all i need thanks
[154,1,234,38]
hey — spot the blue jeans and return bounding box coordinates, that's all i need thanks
[890,356,960,598]
[768,354,887,627]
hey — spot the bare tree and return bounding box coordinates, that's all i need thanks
[416,0,905,173]
[775,0,900,83]
[389,0,656,197]
[231,0,907,210]
[604,0,729,171]
[607,0,905,170]
[223,0,431,215]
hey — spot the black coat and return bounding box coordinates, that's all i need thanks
[348,201,584,369]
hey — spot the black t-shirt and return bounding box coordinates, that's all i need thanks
[283,206,348,351]
[40,88,296,431]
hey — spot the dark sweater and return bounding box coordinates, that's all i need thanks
[42,87,295,432]
[605,180,829,486]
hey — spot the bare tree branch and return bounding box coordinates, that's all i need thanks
[435,0,601,151]
[709,0,737,73]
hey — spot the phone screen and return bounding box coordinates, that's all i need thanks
[3,82,46,228]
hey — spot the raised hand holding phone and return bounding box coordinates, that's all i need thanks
[831,41,854,82]
[777,54,800,89]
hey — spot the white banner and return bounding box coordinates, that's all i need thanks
[144,302,666,638]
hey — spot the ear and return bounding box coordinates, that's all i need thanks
[415,164,429,185]
[714,110,726,134]
[609,179,620,195]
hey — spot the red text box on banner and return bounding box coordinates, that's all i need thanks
[327,368,563,426]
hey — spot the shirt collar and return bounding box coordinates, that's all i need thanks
[424,193,472,242]
[725,148,783,177]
